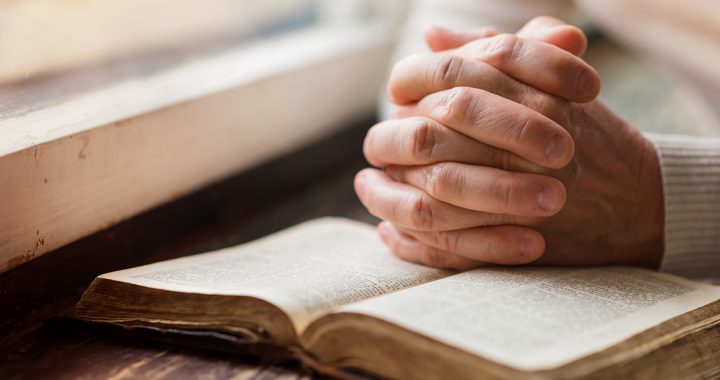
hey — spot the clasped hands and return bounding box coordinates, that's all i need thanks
[356,17,666,270]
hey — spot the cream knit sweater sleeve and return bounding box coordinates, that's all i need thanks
[646,133,720,280]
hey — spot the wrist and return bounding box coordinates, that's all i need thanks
[634,134,665,268]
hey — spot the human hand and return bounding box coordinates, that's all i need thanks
[355,17,664,270]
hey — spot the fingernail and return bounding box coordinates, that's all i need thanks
[537,186,557,212]
[544,134,567,163]
[577,69,596,99]
[519,237,536,258]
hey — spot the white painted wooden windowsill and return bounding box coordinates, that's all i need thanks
[0,22,395,272]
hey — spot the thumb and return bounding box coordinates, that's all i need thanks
[425,17,588,57]
[517,16,588,56]
[424,25,500,52]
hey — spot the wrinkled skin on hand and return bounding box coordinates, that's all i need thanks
[355,17,664,270]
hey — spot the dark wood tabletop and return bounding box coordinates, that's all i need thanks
[0,119,378,380]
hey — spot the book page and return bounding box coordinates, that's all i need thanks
[98,217,449,330]
[341,267,720,370]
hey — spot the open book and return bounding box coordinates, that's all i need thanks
[76,218,720,379]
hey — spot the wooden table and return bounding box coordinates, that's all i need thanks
[0,121,377,379]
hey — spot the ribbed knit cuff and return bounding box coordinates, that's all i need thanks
[646,133,720,280]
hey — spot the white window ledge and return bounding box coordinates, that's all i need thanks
[0,21,396,272]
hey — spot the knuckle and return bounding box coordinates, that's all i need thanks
[530,96,556,119]
[489,147,516,171]
[510,115,532,144]
[432,230,460,253]
[485,33,520,66]
[524,92,568,123]
[486,212,510,226]
[493,176,515,212]
[436,54,465,88]
[409,119,438,162]
[425,163,455,199]
[484,233,504,262]
[409,193,434,231]
[438,87,473,123]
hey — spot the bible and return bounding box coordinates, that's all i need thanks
[75,218,720,379]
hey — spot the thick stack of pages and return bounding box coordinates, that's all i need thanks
[76,218,720,379]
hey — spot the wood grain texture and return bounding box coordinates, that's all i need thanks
[0,22,393,272]
[3,331,307,380]
[0,122,376,380]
